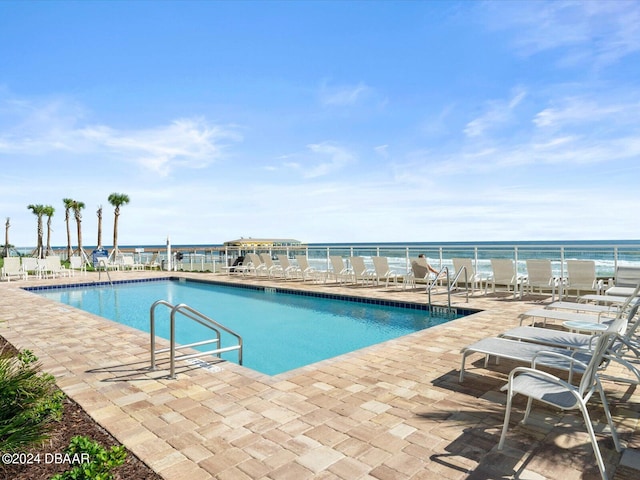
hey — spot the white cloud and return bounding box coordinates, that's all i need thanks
[319,80,372,107]
[534,97,640,128]
[281,142,356,179]
[482,0,640,67]
[464,88,527,138]
[0,95,241,176]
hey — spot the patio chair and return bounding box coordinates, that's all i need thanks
[21,257,44,279]
[451,258,484,294]
[45,255,70,278]
[605,265,640,297]
[350,256,375,286]
[523,259,558,300]
[498,327,622,480]
[259,253,284,278]
[294,255,320,282]
[277,254,300,279]
[502,302,640,382]
[487,259,524,298]
[460,316,627,383]
[563,260,601,299]
[327,256,352,284]
[1,257,27,282]
[371,256,398,287]
[69,255,86,276]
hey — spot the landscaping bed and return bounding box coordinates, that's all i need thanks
[0,335,162,480]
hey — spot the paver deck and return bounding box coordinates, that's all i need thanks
[1,270,639,479]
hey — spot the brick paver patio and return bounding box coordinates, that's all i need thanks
[1,270,639,479]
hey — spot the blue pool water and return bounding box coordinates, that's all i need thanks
[34,279,463,375]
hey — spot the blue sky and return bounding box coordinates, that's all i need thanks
[1,0,640,247]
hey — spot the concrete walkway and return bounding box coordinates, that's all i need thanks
[1,270,639,479]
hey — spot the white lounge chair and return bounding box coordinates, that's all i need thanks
[97,257,119,272]
[69,255,87,276]
[521,285,640,327]
[120,255,144,271]
[487,259,524,298]
[45,255,70,278]
[350,256,375,286]
[21,257,44,279]
[294,255,320,282]
[498,327,622,480]
[327,256,352,284]
[563,260,601,299]
[523,259,558,300]
[1,257,27,282]
[451,258,484,294]
[371,256,398,287]
[460,315,627,383]
[276,254,300,279]
[259,253,284,278]
[503,304,640,366]
[605,265,640,297]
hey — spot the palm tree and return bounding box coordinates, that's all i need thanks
[72,200,86,259]
[43,205,55,256]
[27,204,46,258]
[108,193,130,257]
[63,198,75,259]
[3,217,9,258]
[96,205,103,249]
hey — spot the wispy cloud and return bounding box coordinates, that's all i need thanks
[0,94,240,176]
[318,80,372,107]
[482,0,640,67]
[281,141,356,178]
[534,97,640,129]
[464,88,526,137]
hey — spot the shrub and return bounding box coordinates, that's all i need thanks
[50,435,127,480]
[0,347,64,452]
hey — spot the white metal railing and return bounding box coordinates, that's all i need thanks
[18,242,640,278]
[149,300,243,379]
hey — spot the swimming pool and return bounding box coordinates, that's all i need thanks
[32,279,466,375]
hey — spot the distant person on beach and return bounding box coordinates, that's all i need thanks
[418,254,441,276]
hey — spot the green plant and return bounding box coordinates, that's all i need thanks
[50,435,127,480]
[0,348,64,452]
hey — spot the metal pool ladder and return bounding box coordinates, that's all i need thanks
[149,300,243,379]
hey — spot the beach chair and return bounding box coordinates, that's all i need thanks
[45,255,70,277]
[327,256,352,284]
[69,255,87,276]
[460,315,627,383]
[1,257,27,282]
[605,265,640,297]
[371,256,398,287]
[119,255,144,271]
[350,256,375,286]
[259,253,284,278]
[21,257,44,279]
[294,255,320,282]
[487,259,524,298]
[498,327,622,480]
[277,254,300,279]
[563,260,601,299]
[523,259,558,299]
[451,258,483,294]
[501,303,640,373]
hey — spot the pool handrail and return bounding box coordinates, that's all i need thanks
[150,299,243,379]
